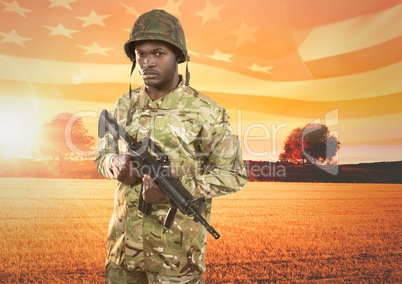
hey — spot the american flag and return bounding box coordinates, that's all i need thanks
[1,0,401,163]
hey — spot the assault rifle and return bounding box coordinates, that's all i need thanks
[98,109,220,239]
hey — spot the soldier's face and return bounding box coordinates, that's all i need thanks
[135,40,179,91]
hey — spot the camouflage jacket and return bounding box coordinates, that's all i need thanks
[94,78,248,276]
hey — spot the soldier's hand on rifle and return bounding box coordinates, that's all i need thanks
[142,174,169,204]
[110,154,141,185]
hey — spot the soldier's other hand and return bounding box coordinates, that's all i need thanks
[110,154,140,185]
[142,175,169,205]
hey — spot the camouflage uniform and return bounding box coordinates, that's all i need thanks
[95,80,247,278]
[94,9,248,281]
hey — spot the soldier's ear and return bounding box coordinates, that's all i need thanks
[174,48,183,62]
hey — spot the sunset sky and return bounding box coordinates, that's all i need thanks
[0,0,401,164]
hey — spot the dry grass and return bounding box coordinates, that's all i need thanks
[205,183,402,283]
[0,179,400,283]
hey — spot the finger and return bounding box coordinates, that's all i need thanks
[142,175,150,189]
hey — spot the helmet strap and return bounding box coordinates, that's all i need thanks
[185,61,190,86]
[126,61,136,126]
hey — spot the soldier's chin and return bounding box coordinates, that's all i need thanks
[143,79,164,89]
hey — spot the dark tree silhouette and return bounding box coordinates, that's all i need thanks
[33,113,95,161]
[279,123,340,164]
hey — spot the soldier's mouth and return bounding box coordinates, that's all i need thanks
[143,72,158,79]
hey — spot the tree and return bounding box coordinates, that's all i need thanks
[33,113,95,161]
[279,123,340,164]
[279,127,304,163]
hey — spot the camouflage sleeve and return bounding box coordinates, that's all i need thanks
[180,109,248,199]
[93,107,120,180]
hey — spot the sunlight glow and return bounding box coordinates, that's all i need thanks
[0,99,39,159]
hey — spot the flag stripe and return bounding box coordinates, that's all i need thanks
[285,0,402,30]
[304,36,402,78]
[297,3,402,61]
[345,138,402,146]
[338,114,402,145]
[0,79,128,104]
[210,91,402,120]
[2,55,401,101]
[2,79,401,120]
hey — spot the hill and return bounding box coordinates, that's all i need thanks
[0,159,401,183]
[245,161,402,183]
[0,159,103,179]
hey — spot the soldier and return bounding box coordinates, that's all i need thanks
[95,9,248,283]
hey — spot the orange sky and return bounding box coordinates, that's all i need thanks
[0,0,401,164]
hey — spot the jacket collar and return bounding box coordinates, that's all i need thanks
[137,75,185,110]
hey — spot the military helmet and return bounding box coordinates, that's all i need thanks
[124,9,190,63]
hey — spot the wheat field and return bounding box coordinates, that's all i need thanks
[0,178,401,283]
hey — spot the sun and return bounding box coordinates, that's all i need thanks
[0,101,39,159]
